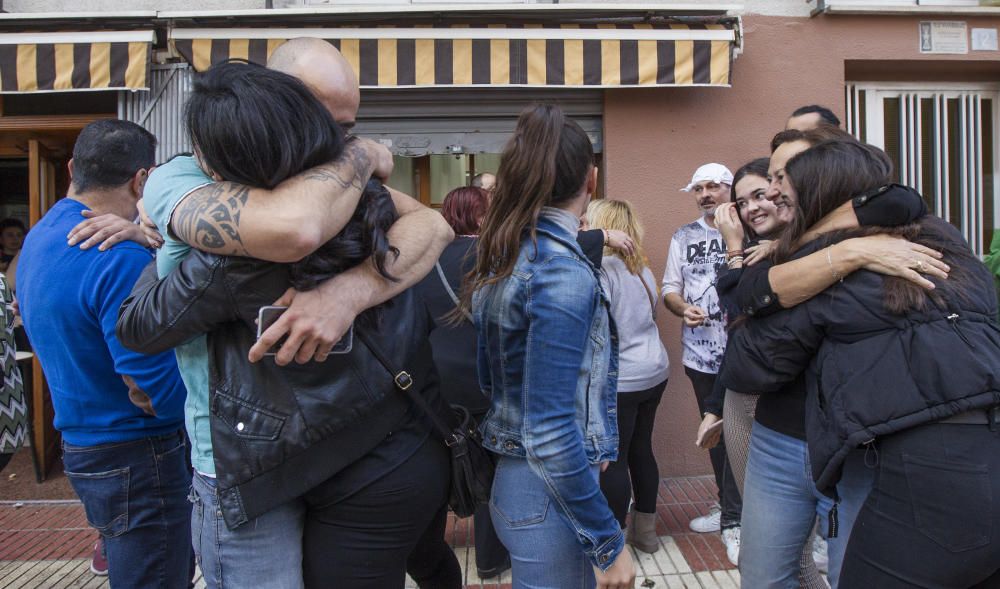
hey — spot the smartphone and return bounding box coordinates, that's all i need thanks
[256,306,354,357]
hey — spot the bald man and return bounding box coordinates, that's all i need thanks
[130,40,453,589]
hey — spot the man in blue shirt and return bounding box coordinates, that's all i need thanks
[18,120,191,589]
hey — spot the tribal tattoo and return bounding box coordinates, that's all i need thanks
[172,182,251,255]
[170,141,373,256]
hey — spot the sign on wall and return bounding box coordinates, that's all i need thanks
[919,21,969,54]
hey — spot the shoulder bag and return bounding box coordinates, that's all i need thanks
[355,327,494,518]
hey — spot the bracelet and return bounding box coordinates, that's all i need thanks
[727,256,744,268]
[827,248,844,282]
[602,228,608,244]
[726,249,745,259]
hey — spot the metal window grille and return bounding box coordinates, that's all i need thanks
[118,63,195,165]
[848,83,998,256]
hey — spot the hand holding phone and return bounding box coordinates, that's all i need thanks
[256,305,354,358]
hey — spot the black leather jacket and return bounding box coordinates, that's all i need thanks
[116,251,439,529]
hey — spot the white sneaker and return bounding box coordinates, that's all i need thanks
[688,504,722,533]
[722,526,741,566]
[812,534,829,574]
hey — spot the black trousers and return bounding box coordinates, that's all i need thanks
[841,422,1000,588]
[685,366,742,528]
[600,379,668,527]
[408,411,510,578]
[301,434,454,588]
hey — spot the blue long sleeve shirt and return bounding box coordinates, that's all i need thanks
[17,198,185,446]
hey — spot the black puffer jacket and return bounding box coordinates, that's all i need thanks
[117,251,440,528]
[721,217,1000,494]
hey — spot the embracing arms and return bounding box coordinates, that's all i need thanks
[167,139,386,261]
[714,186,947,318]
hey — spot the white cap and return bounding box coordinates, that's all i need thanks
[680,163,734,192]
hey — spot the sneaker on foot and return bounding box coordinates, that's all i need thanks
[812,534,829,574]
[722,526,741,566]
[90,538,108,576]
[688,504,722,533]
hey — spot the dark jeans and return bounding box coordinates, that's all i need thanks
[600,379,668,526]
[410,410,509,579]
[62,430,194,589]
[685,367,742,528]
[302,434,452,588]
[841,422,1000,588]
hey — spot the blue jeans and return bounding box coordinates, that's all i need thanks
[190,471,306,589]
[825,448,875,589]
[739,423,833,589]
[62,430,193,589]
[491,457,599,589]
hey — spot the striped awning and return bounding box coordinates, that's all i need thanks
[172,24,735,89]
[0,31,154,93]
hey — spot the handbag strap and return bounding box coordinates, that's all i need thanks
[435,261,472,322]
[354,327,461,446]
[640,271,658,321]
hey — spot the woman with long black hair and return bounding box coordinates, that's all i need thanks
[117,61,454,588]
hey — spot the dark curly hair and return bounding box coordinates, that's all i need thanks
[187,61,398,323]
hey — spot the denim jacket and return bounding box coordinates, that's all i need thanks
[473,210,623,570]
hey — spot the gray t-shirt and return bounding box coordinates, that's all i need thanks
[600,256,670,392]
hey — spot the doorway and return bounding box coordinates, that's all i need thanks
[0,120,91,481]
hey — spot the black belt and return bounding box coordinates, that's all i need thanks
[939,406,1000,426]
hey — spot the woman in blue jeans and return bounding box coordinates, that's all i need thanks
[465,104,634,589]
[722,138,1000,588]
[713,129,943,588]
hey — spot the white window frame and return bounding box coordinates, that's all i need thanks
[847,81,1000,255]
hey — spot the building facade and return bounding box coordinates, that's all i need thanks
[1,0,997,479]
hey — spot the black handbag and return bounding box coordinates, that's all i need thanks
[355,328,494,518]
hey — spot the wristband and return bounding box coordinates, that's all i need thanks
[726,249,745,259]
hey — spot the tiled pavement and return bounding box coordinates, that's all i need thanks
[0,476,738,588]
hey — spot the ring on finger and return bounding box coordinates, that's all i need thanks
[916,260,926,272]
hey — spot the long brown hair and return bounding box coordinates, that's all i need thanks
[463,104,594,300]
[780,139,974,313]
[776,139,893,262]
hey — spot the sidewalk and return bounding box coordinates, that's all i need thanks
[0,476,739,589]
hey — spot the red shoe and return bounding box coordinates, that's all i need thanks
[90,538,108,576]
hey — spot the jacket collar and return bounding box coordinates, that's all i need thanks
[534,212,589,263]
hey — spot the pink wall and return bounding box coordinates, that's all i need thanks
[603,13,1000,477]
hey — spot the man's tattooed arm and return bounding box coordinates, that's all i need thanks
[303,138,372,192]
[168,140,379,261]
[171,182,252,256]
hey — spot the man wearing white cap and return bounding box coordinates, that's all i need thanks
[662,163,742,560]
